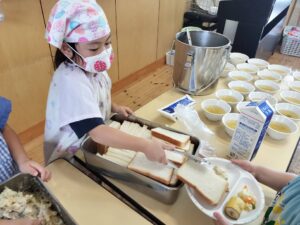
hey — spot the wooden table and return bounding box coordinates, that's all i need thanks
[108,76,299,225]
[45,159,152,225]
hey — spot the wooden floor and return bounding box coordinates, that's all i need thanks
[24,51,300,165]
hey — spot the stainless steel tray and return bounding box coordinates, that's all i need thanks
[0,173,77,225]
[81,114,200,204]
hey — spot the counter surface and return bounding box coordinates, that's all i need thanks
[45,159,152,225]
[108,77,299,225]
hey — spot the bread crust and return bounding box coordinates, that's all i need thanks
[177,175,228,206]
[128,166,173,186]
[151,130,189,148]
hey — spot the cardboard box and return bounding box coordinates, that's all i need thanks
[228,100,274,160]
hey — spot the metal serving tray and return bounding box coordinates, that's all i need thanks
[0,173,77,225]
[81,114,200,204]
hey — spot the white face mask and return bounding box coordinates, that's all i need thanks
[67,44,114,73]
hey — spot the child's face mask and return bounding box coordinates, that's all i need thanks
[67,44,114,73]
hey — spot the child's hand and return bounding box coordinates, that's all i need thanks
[112,104,133,117]
[213,212,231,225]
[143,139,174,164]
[231,159,256,177]
[18,160,51,182]
[6,218,41,225]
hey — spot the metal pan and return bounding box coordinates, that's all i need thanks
[81,114,200,204]
[0,173,77,225]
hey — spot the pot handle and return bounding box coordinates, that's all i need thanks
[219,44,232,75]
[226,44,232,60]
[184,50,194,68]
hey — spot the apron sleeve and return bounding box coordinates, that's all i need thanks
[70,117,104,138]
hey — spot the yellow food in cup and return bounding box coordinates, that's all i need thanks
[205,105,226,114]
[269,121,291,133]
[292,86,300,92]
[285,97,300,105]
[271,69,286,75]
[252,63,262,67]
[226,120,238,129]
[232,87,249,93]
[257,85,275,92]
[278,109,300,120]
[220,95,238,103]
[233,76,247,81]
[263,75,277,81]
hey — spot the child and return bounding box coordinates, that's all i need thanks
[44,0,173,164]
[213,160,299,225]
[0,96,51,225]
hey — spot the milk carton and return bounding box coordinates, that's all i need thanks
[228,100,274,160]
[158,95,195,121]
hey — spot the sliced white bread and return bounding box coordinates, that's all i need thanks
[152,137,191,152]
[188,143,194,154]
[119,121,147,138]
[106,147,135,161]
[108,121,121,129]
[151,127,190,148]
[165,150,186,165]
[181,140,191,151]
[96,153,129,167]
[106,149,135,162]
[120,120,132,132]
[96,147,136,167]
[138,125,151,140]
[140,125,151,139]
[177,160,228,206]
[128,152,174,185]
[169,170,179,186]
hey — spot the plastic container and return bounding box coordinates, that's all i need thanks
[166,50,175,66]
[280,26,300,57]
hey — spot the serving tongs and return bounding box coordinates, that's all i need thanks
[168,148,211,167]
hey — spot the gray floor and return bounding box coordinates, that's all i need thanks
[287,138,300,174]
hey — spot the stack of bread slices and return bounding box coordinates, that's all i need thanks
[97,120,228,206]
[96,120,191,185]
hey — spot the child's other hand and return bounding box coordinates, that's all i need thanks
[213,212,231,225]
[18,160,51,182]
[112,104,133,117]
[143,139,174,164]
[7,218,41,225]
[231,159,256,176]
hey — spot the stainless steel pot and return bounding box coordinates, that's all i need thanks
[173,31,231,95]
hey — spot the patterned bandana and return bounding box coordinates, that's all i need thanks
[45,0,110,48]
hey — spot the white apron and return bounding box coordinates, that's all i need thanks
[44,62,111,164]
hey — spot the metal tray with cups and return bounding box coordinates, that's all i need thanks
[81,114,200,204]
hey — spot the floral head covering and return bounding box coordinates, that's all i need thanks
[45,0,110,48]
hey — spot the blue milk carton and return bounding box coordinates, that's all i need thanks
[228,100,274,160]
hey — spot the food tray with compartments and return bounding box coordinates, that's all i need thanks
[0,173,77,224]
[81,114,200,204]
[186,157,265,224]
